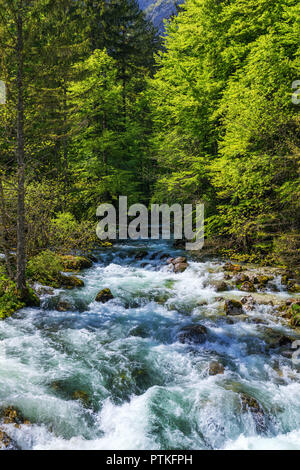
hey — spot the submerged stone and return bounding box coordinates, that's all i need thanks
[135,251,148,260]
[239,393,267,433]
[209,361,225,375]
[178,324,208,344]
[73,390,90,407]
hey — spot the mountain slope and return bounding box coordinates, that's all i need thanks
[138,0,179,31]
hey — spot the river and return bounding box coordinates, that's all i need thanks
[0,239,300,450]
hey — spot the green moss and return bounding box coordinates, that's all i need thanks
[61,275,84,289]
[0,267,25,319]
[26,250,63,288]
[59,255,92,271]
[290,304,300,327]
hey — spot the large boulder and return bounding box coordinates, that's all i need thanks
[95,288,114,303]
[178,324,208,344]
[60,255,92,271]
[224,299,243,315]
[61,275,84,289]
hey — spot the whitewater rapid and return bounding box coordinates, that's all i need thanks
[0,240,300,450]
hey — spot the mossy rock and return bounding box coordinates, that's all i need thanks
[223,263,242,272]
[178,324,208,344]
[289,303,300,327]
[240,281,256,293]
[0,406,30,428]
[287,282,300,293]
[224,299,243,315]
[73,390,91,407]
[61,275,84,289]
[0,429,11,448]
[95,288,114,303]
[60,255,92,272]
[23,287,40,307]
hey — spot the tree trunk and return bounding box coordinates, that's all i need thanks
[16,1,27,295]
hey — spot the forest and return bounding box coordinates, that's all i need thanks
[0,0,299,307]
[0,0,300,452]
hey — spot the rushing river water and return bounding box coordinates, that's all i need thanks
[0,239,300,450]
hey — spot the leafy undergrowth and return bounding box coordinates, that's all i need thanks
[26,250,64,288]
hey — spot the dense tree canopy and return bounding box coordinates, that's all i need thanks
[0,0,299,289]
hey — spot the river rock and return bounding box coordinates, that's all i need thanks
[168,256,189,273]
[60,255,92,271]
[135,251,148,260]
[173,256,187,264]
[56,300,72,312]
[262,328,293,348]
[235,273,249,284]
[0,406,30,427]
[239,393,267,433]
[240,281,256,292]
[287,282,300,293]
[36,286,54,296]
[174,262,188,273]
[61,275,84,289]
[95,288,114,303]
[73,390,90,407]
[86,254,98,263]
[224,299,243,315]
[0,429,12,449]
[178,324,208,344]
[223,263,242,272]
[209,361,225,375]
[241,295,256,311]
[211,280,228,292]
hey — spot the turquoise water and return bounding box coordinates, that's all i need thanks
[0,240,300,450]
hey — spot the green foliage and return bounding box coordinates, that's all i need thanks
[26,250,63,287]
[0,266,24,319]
[149,0,300,264]
[49,212,98,254]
